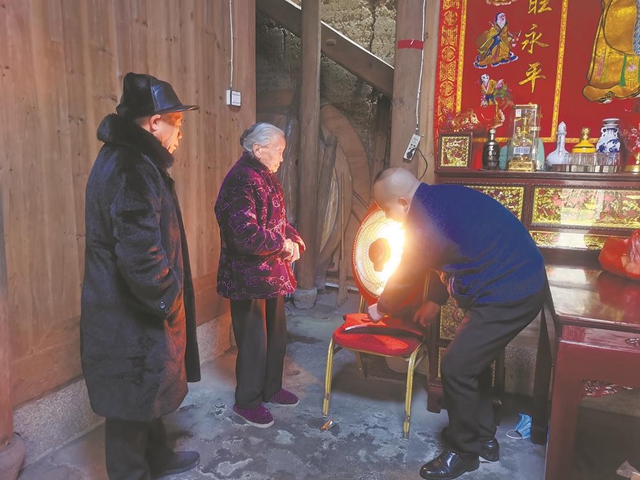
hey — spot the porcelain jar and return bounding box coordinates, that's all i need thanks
[596,118,621,153]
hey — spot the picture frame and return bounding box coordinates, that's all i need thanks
[437,132,473,170]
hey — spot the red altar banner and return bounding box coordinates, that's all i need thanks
[434,0,640,154]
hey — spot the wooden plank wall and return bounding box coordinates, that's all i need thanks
[0,0,255,408]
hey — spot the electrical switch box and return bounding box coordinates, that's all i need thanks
[226,89,242,107]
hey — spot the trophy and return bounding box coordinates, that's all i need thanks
[507,104,540,172]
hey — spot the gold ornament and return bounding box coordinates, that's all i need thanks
[572,127,596,153]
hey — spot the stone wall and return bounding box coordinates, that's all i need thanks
[256,0,396,160]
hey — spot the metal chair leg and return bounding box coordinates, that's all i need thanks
[354,352,368,378]
[323,338,336,416]
[358,295,366,314]
[403,343,425,439]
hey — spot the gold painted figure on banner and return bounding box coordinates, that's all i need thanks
[584,0,640,103]
[480,74,501,106]
[474,12,520,68]
[480,73,513,118]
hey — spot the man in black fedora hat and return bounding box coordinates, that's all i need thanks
[81,73,201,480]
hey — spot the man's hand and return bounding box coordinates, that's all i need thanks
[367,303,385,323]
[412,301,441,327]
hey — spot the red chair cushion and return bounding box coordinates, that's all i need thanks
[333,313,424,356]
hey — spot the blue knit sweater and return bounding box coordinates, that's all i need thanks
[378,183,545,314]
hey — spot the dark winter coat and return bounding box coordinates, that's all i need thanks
[215,152,305,299]
[81,113,200,421]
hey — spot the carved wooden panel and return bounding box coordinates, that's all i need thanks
[466,185,525,220]
[532,187,640,230]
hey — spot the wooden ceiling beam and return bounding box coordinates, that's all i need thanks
[257,0,394,98]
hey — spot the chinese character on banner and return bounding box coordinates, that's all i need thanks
[522,24,549,54]
[528,0,552,14]
[519,62,547,92]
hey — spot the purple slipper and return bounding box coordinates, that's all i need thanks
[233,404,274,428]
[268,388,299,407]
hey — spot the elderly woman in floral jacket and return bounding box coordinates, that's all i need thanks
[215,123,305,428]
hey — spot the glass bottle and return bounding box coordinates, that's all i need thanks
[546,121,569,169]
[482,128,500,170]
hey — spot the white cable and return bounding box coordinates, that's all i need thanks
[229,0,234,88]
[415,0,427,133]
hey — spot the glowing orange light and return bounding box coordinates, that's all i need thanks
[353,209,405,300]
[376,220,405,284]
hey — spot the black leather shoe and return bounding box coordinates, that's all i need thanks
[420,450,479,480]
[151,450,200,479]
[441,427,499,462]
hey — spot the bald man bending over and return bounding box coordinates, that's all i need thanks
[369,168,545,480]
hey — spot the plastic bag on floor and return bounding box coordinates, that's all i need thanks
[617,461,640,478]
[506,412,531,439]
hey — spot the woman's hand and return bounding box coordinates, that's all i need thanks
[290,242,300,262]
[283,238,300,262]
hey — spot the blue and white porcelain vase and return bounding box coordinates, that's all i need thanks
[596,118,621,153]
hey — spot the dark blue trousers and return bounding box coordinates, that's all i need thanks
[441,289,544,456]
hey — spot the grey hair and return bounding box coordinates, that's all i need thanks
[240,122,285,152]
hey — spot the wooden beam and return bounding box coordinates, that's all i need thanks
[257,0,394,98]
[294,0,321,306]
[0,189,13,448]
[420,0,441,184]
[390,0,425,175]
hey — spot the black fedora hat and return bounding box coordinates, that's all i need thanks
[116,72,199,120]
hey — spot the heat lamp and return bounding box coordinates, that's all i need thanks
[352,206,405,307]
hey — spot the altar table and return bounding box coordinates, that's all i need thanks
[531,264,640,480]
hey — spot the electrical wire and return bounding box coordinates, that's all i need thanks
[229,0,234,89]
[416,147,429,181]
[414,0,427,133]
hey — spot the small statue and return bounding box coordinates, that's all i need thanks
[546,121,569,168]
[572,127,596,153]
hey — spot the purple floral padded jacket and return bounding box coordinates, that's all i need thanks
[215,152,305,300]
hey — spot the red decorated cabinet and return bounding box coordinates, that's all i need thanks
[426,169,640,413]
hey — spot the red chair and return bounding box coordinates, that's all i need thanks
[322,312,427,438]
[322,205,428,438]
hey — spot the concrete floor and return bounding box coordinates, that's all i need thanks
[19,290,640,480]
